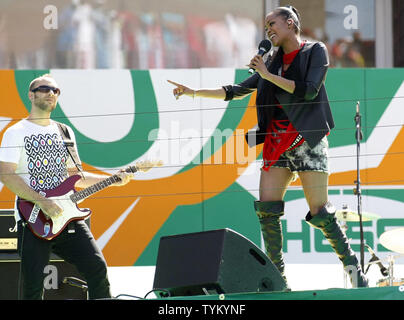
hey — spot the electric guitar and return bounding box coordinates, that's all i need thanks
[17,160,162,240]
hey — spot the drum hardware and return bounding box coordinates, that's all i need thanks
[337,204,381,288]
[374,254,404,287]
[376,278,404,287]
[375,227,404,287]
[338,210,404,288]
[388,254,394,286]
[364,244,388,277]
[335,205,381,223]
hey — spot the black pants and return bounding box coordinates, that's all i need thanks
[17,219,111,300]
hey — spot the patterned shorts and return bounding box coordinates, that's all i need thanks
[263,136,329,177]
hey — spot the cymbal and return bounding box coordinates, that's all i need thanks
[335,209,381,222]
[379,227,404,254]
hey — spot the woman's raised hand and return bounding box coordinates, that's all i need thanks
[167,80,194,100]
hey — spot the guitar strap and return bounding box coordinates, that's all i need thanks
[56,122,84,176]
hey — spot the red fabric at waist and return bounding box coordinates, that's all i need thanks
[262,118,304,171]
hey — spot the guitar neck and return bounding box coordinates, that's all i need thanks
[70,165,137,203]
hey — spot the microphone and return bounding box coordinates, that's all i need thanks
[365,244,388,277]
[248,39,272,74]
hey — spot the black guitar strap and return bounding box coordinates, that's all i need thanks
[56,122,84,175]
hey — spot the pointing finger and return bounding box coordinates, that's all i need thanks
[167,80,182,87]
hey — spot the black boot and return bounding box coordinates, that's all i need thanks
[305,202,368,288]
[254,200,288,285]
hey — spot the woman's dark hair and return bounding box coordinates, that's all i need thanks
[275,5,301,34]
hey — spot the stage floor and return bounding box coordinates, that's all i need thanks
[107,263,404,300]
[157,286,404,300]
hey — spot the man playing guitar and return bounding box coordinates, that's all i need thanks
[0,74,152,299]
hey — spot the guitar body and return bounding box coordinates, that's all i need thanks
[17,175,91,240]
[16,160,161,240]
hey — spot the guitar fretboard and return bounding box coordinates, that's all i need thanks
[69,165,137,203]
[70,175,121,203]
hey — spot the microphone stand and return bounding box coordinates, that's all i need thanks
[353,101,365,272]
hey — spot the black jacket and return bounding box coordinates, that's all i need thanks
[223,41,334,149]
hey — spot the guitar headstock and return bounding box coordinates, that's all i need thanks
[126,160,163,173]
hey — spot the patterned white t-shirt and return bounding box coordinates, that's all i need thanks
[0,119,79,221]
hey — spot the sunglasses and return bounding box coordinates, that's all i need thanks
[31,85,61,95]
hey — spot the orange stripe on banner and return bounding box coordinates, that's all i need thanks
[328,126,404,187]
[83,93,262,265]
[0,71,29,136]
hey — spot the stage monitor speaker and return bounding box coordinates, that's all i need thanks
[153,228,287,297]
[0,253,88,300]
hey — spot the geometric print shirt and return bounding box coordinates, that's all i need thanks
[0,119,79,220]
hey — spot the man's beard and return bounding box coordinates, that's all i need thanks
[34,97,57,112]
